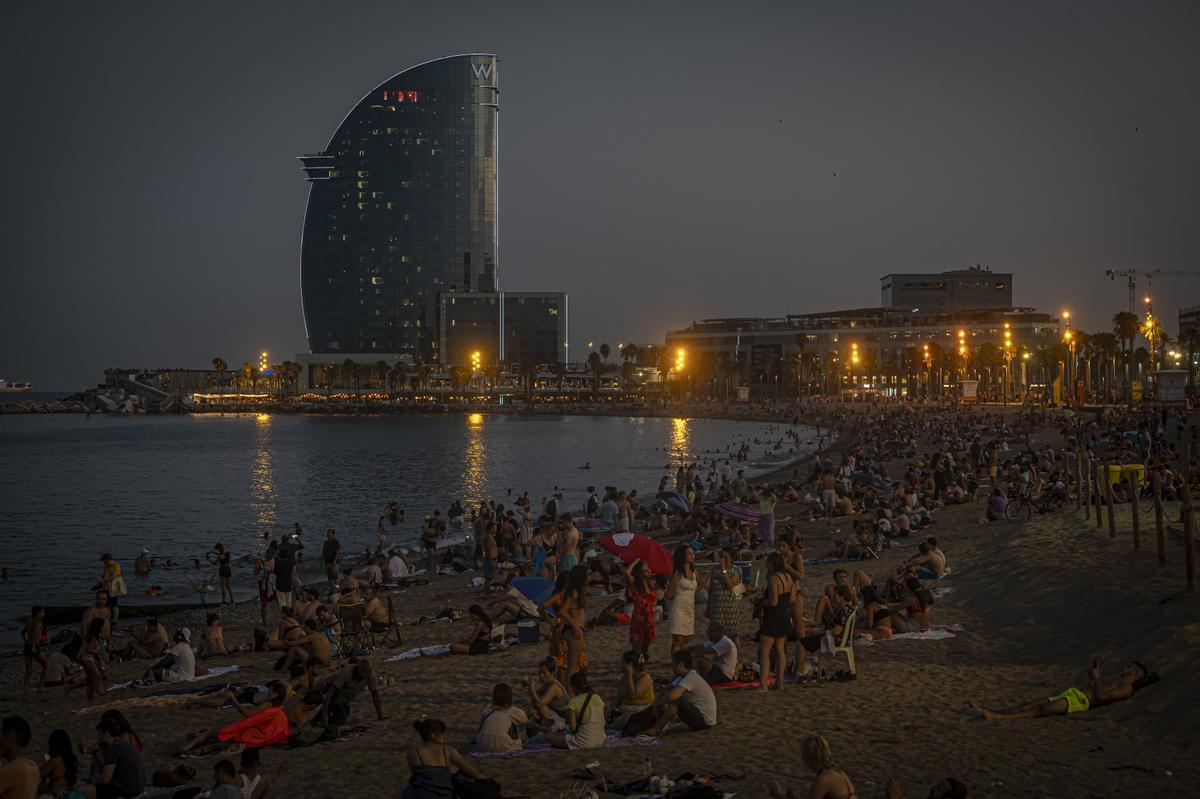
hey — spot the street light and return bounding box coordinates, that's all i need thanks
[1002,323,1013,404]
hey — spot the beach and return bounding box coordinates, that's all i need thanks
[3,403,1198,798]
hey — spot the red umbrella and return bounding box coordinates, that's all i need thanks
[599,533,673,576]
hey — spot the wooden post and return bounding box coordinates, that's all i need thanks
[1095,460,1103,529]
[1130,473,1140,550]
[1105,462,1117,539]
[1182,482,1196,592]
[1153,470,1165,566]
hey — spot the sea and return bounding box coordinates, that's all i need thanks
[0,412,818,647]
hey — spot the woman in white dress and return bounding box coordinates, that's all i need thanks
[666,545,700,652]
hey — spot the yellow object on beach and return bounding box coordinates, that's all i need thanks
[1103,464,1145,488]
[1048,687,1090,714]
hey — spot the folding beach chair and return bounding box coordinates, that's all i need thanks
[819,607,857,675]
[373,595,404,648]
[337,603,370,656]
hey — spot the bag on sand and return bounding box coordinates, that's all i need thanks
[451,772,501,799]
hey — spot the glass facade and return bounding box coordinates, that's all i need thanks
[438,292,567,367]
[300,54,499,360]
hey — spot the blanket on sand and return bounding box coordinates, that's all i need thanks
[471,733,661,758]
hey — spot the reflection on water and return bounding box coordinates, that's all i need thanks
[461,413,488,503]
[250,414,276,538]
[668,417,692,462]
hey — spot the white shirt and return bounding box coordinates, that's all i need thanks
[476,705,528,753]
[165,641,195,682]
[703,636,738,679]
[388,556,409,579]
[673,670,717,726]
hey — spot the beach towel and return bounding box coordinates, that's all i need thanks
[470,733,661,759]
[106,664,241,692]
[802,556,864,567]
[599,533,673,575]
[860,624,963,645]
[711,677,776,690]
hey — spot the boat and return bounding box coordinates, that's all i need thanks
[0,379,33,393]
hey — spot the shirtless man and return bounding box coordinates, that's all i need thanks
[903,542,946,579]
[79,591,112,649]
[0,715,38,799]
[115,614,169,660]
[969,660,1158,720]
[363,585,390,634]
[278,619,330,672]
[559,513,581,573]
[134,548,151,577]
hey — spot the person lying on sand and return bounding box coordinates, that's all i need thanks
[174,683,324,755]
[190,665,309,709]
[968,659,1159,720]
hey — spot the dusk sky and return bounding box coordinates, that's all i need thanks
[3,0,1199,389]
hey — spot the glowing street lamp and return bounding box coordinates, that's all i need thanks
[674,347,686,372]
[470,350,482,372]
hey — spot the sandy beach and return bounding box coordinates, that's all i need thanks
[3,406,1199,798]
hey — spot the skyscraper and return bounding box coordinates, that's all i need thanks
[300,54,499,361]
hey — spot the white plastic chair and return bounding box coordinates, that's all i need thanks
[819,607,857,675]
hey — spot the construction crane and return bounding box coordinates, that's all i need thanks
[1105,269,1200,313]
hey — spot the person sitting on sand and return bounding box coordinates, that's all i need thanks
[529,672,606,750]
[968,659,1159,720]
[644,650,718,736]
[404,718,486,799]
[174,683,324,756]
[277,619,331,672]
[608,651,655,731]
[261,607,303,653]
[859,584,893,634]
[0,716,39,799]
[114,614,170,662]
[887,578,934,633]
[769,735,857,799]
[293,587,322,625]
[199,613,227,659]
[449,605,493,656]
[39,727,79,798]
[985,487,1007,521]
[903,542,946,580]
[522,657,569,726]
[149,628,196,684]
[387,549,413,581]
[75,717,146,799]
[206,759,239,799]
[79,590,113,650]
[476,683,528,754]
[237,747,271,799]
[689,623,738,685]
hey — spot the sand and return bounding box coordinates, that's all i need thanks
[4,412,1200,798]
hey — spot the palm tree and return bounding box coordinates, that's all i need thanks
[621,343,640,365]
[587,351,605,399]
[211,357,227,394]
[553,361,566,396]
[1089,332,1118,401]
[239,362,253,392]
[375,360,389,393]
[599,343,611,364]
[1113,311,1139,404]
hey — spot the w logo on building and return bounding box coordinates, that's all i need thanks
[471,63,494,80]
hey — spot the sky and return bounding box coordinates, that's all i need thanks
[2,1,1199,389]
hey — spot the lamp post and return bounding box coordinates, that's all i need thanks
[1063,326,1076,410]
[849,343,859,400]
[1002,323,1013,405]
[1021,351,1030,404]
[957,329,968,399]
[922,343,931,402]
[1142,295,1157,388]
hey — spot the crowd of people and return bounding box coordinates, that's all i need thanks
[6,398,1188,798]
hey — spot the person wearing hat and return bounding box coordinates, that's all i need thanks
[134,548,151,577]
[150,628,196,683]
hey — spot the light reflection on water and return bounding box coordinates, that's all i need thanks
[0,413,814,642]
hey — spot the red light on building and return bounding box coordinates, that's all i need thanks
[382,90,421,102]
